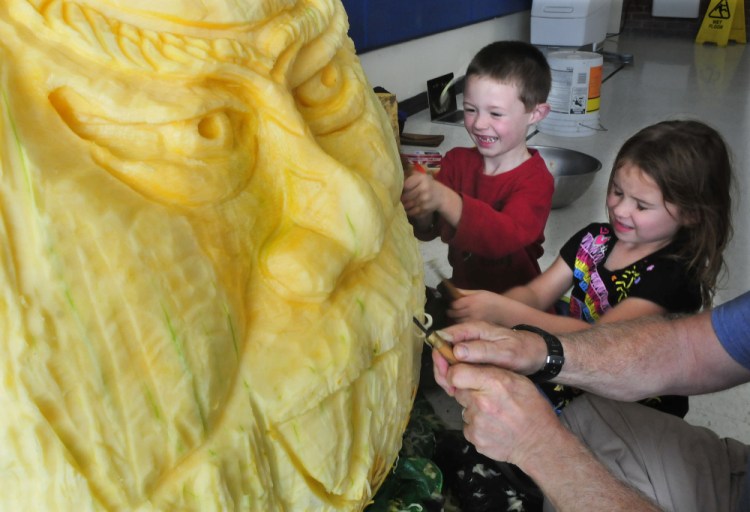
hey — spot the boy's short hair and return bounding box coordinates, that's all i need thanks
[466,40,551,112]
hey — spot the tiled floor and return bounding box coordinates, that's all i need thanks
[401,33,750,442]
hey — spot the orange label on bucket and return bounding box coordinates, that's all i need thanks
[587,64,602,113]
[539,51,603,137]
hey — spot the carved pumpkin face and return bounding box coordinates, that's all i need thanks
[0,1,423,509]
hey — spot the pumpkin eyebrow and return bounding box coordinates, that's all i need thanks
[34,0,332,72]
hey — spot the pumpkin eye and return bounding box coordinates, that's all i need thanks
[197,111,230,141]
[49,86,255,206]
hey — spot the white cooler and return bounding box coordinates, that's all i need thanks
[531,0,611,47]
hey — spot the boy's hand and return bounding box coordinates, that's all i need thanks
[400,172,442,218]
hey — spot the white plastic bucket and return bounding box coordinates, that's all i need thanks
[539,51,604,137]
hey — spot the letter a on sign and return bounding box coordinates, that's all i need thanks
[696,0,747,46]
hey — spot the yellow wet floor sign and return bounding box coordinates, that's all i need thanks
[696,0,747,46]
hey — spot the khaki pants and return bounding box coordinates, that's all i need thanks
[544,394,750,512]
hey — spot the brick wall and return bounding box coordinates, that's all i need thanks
[620,0,749,39]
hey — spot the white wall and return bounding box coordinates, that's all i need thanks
[354,1,634,101]
[357,11,531,101]
[608,0,624,33]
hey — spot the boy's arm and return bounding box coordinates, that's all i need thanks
[401,173,463,229]
[450,166,553,257]
[434,182,462,227]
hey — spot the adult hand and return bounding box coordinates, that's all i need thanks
[400,172,442,218]
[432,321,549,378]
[447,289,503,324]
[450,363,560,466]
[433,321,667,511]
[431,322,559,463]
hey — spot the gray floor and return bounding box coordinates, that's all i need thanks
[401,33,750,442]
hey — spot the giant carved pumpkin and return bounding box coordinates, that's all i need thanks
[0,0,424,509]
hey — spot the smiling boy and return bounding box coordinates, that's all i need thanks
[401,40,553,294]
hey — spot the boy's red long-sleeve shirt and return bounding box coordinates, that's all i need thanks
[417,147,554,294]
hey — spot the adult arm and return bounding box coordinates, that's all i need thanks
[439,311,750,401]
[434,348,662,511]
[559,311,750,397]
[433,298,750,510]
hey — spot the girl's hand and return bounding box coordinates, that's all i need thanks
[400,173,441,218]
[448,289,504,324]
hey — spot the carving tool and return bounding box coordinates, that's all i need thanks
[427,259,464,300]
[412,316,458,364]
[400,133,445,147]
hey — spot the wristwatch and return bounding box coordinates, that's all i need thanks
[512,324,565,383]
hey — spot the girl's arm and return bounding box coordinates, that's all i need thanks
[504,257,573,309]
[448,257,594,332]
[595,297,667,324]
[449,256,675,332]
[488,292,674,333]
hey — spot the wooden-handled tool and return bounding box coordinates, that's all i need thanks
[427,260,464,301]
[412,317,458,364]
[400,133,445,147]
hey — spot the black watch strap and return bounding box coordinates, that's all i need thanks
[512,324,565,383]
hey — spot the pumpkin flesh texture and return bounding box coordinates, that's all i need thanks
[0,1,423,510]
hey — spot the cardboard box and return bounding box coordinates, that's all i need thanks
[400,150,442,175]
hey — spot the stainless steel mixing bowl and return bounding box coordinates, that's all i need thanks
[531,145,603,209]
